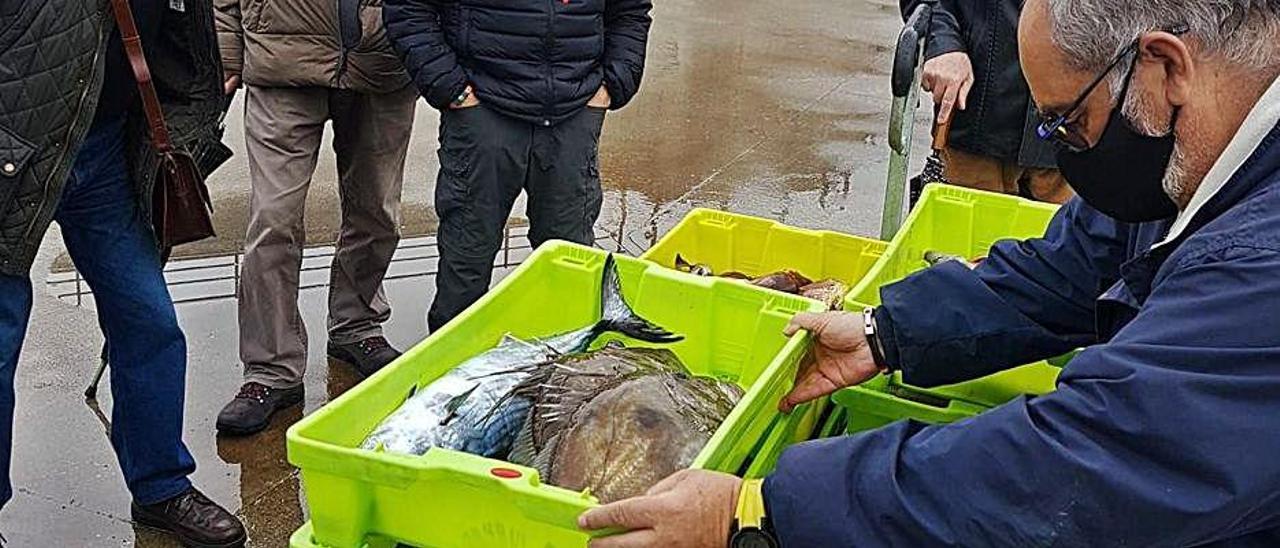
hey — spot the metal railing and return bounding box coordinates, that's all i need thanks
[47,225,632,308]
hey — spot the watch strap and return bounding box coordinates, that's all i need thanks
[864,307,892,374]
[453,86,472,106]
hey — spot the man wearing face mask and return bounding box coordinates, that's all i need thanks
[573,0,1280,546]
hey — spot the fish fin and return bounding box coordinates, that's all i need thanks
[440,384,479,426]
[507,415,538,466]
[596,254,685,345]
[532,432,560,479]
[475,356,560,429]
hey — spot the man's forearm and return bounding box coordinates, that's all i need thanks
[767,247,1280,547]
[873,261,1083,387]
[872,199,1124,386]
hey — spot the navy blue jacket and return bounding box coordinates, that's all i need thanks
[383,0,652,125]
[766,121,1280,547]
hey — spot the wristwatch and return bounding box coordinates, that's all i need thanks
[452,86,472,107]
[728,479,779,548]
[863,306,892,375]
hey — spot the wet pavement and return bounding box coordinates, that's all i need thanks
[7,0,933,545]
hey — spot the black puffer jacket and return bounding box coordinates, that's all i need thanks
[0,0,227,276]
[384,0,652,126]
[901,0,1056,169]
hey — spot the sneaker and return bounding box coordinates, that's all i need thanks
[327,336,401,377]
[132,487,246,548]
[215,382,304,436]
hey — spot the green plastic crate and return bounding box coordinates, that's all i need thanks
[848,184,1060,307]
[641,209,889,470]
[817,406,848,438]
[832,376,988,434]
[287,242,826,548]
[843,185,1063,408]
[740,398,827,479]
[740,377,991,480]
[642,208,888,301]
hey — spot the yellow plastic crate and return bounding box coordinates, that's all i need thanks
[642,208,888,301]
[288,242,825,548]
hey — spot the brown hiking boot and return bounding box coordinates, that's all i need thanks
[215,381,304,436]
[327,336,402,377]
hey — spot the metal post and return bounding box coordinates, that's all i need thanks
[881,93,919,239]
[84,344,108,400]
[74,269,83,307]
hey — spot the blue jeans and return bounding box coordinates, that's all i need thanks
[0,117,195,507]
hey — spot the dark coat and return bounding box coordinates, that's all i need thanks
[0,0,227,276]
[765,121,1280,546]
[383,0,652,126]
[903,0,1057,168]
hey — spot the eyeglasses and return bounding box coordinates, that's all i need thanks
[1036,24,1188,152]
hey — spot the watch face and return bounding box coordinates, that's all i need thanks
[731,529,779,548]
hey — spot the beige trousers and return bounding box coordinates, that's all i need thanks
[238,85,417,388]
[942,147,1074,205]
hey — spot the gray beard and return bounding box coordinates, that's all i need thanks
[1163,143,1193,207]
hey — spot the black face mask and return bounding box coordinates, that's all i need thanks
[1055,60,1180,222]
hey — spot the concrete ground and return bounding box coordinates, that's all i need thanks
[4,0,932,545]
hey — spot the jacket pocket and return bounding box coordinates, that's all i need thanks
[435,108,480,214]
[0,124,36,208]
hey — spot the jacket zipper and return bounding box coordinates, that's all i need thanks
[23,9,109,247]
[544,0,554,124]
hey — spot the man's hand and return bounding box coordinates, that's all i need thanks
[780,312,880,412]
[451,85,480,109]
[588,86,612,109]
[921,51,974,125]
[579,469,741,548]
[223,75,241,96]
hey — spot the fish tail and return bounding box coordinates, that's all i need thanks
[595,254,684,345]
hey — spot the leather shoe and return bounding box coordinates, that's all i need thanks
[132,487,246,547]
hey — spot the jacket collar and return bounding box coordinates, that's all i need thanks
[1154,75,1280,250]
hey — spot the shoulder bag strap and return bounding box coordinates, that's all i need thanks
[108,0,173,153]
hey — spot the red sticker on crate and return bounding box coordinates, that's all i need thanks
[490,467,522,479]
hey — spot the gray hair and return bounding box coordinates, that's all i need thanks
[1045,0,1280,74]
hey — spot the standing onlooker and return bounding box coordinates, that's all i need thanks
[0,0,245,545]
[385,0,654,331]
[214,0,419,435]
[907,0,1073,204]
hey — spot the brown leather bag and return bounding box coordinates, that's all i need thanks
[110,0,216,249]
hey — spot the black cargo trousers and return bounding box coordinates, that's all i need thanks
[428,105,606,331]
